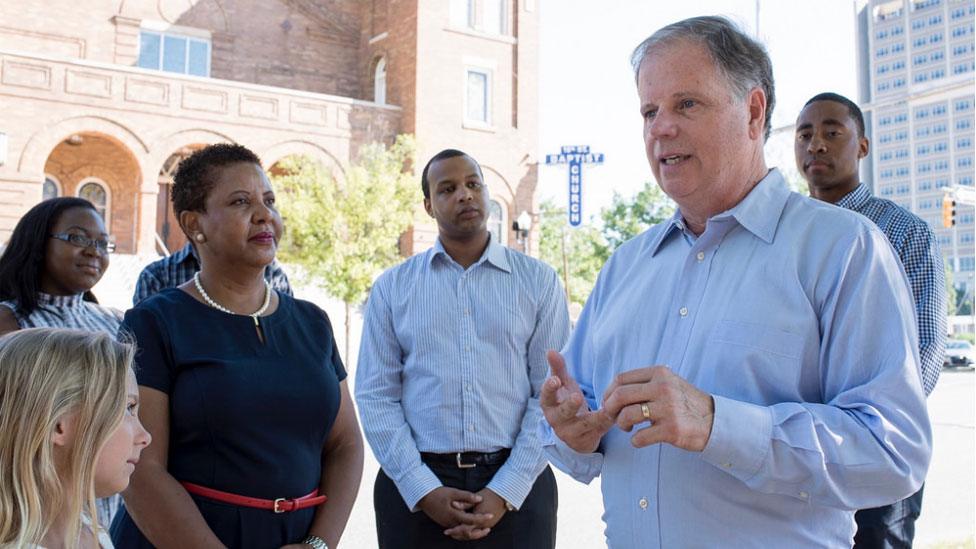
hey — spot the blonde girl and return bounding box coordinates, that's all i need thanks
[0,328,150,548]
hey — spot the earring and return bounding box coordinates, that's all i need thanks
[195,233,206,243]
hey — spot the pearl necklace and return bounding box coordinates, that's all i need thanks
[193,271,271,327]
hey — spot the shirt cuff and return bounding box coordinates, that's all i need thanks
[485,467,534,510]
[394,464,443,512]
[700,394,772,482]
[538,417,603,483]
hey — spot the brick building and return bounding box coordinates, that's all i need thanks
[0,0,539,256]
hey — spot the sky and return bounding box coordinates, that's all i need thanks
[537,0,861,222]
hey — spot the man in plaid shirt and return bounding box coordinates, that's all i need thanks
[132,242,292,306]
[796,92,947,549]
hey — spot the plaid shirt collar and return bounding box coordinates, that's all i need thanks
[835,184,872,212]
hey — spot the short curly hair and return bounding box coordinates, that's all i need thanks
[172,143,262,215]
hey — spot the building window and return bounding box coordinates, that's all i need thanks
[483,0,508,35]
[450,0,476,28]
[43,176,60,201]
[138,30,211,77]
[487,199,505,245]
[77,180,109,223]
[374,57,387,105]
[465,68,491,125]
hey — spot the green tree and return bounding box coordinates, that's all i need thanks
[538,200,605,307]
[273,135,420,359]
[946,259,958,316]
[596,181,675,261]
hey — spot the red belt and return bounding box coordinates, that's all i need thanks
[181,481,327,513]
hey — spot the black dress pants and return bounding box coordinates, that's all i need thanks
[374,460,557,549]
[853,484,925,549]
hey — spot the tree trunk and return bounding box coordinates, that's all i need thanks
[344,300,351,367]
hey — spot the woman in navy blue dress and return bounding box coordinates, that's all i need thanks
[111,144,363,549]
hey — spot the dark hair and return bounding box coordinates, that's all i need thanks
[420,149,482,199]
[631,15,776,141]
[804,92,866,138]
[0,198,100,315]
[172,143,262,216]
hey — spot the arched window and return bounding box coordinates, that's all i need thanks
[488,199,505,245]
[43,176,61,201]
[374,57,387,105]
[77,179,110,224]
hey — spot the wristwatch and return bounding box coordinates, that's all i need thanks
[303,535,329,549]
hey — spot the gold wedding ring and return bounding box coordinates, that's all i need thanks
[640,402,651,420]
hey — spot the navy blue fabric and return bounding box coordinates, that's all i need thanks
[111,288,345,548]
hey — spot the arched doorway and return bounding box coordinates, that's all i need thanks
[43,133,141,253]
[156,147,201,255]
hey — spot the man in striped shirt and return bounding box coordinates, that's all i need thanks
[795,92,947,548]
[356,149,569,548]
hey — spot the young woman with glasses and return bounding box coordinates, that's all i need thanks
[0,196,124,527]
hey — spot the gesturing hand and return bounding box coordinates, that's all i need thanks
[540,351,615,454]
[601,366,714,452]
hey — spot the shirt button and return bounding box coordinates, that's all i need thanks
[464,346,470,352]
[464,309,470,316]
[679,307,689,317]
[696,251,705,262]
[799,491,809,499]
[465,384,472,392]
[723,462,733,469]
[469,424,476,432]
[638,497,648,510]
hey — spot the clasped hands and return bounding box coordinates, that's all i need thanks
[540,350,715,454]
[418,485,507,541]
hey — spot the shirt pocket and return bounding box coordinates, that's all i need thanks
[708,319,806,401]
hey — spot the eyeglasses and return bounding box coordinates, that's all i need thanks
[49,233,116,254]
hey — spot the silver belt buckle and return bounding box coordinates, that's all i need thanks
[456,452,477,469]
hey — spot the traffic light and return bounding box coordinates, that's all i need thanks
[942,198,956,228]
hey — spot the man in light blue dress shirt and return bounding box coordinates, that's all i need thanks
[356,150,570,548]
[539,16,932,548]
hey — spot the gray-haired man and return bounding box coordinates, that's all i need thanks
[539,16,932,548]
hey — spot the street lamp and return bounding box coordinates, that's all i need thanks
[512,210,532,252]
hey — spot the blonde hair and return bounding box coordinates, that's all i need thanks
[0,328,132,548]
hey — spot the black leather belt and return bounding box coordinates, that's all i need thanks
[420,449,511,469]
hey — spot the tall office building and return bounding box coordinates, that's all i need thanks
[856,0,975,305]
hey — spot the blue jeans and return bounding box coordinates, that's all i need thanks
[853,485,924,549]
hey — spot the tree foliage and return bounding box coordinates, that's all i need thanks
[538,180,675,306]
[538,200,605,306]
[596,181,675,262]
[272,135,420,356]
